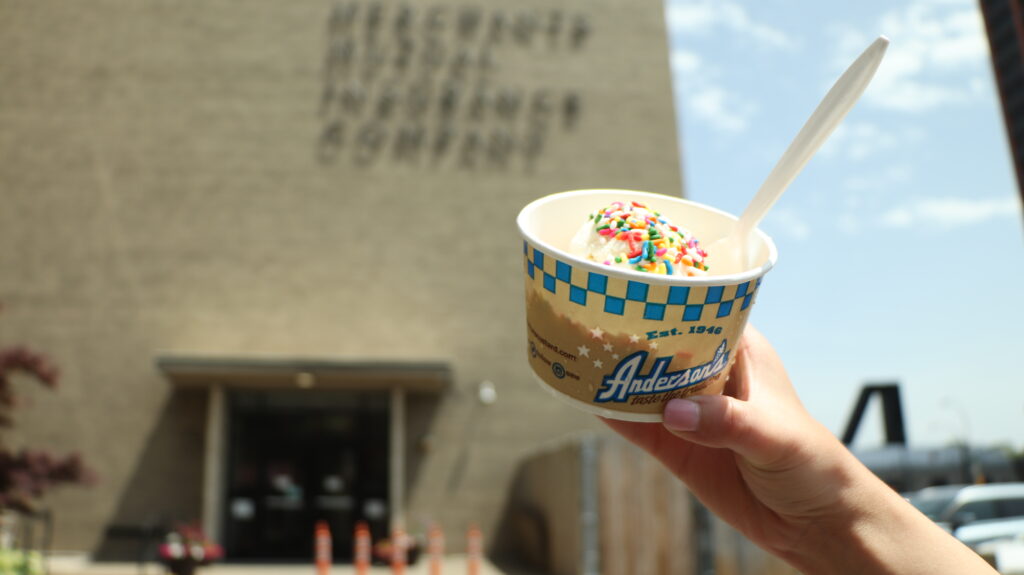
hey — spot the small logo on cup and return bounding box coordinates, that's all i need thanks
[552,363,566,379]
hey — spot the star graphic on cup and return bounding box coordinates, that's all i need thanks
[577,345,590,358]
[593,359,603,369]
[649,341,659,350]
[590,327,605,340]
[602,343,614,352]
[629,334,641,343]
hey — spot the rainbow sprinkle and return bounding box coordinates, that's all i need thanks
[582,200,709,276]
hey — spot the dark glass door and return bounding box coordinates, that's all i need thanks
[223,390,390,561]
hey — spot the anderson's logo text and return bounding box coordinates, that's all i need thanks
[594,340,729,403]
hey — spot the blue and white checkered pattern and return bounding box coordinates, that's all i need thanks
[524,242,761,322]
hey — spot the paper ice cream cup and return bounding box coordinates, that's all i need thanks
[517,189,777,422]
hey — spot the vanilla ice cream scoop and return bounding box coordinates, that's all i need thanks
[569,200,708,276]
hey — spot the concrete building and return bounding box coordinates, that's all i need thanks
[0,0,682,564]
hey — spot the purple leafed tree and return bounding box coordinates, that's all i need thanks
[0,305,94,513]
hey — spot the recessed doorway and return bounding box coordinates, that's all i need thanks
[223,390,390,561]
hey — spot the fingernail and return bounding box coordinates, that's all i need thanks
[664,398,700,432]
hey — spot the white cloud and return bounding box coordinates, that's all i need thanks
[665,0,795,51]
[822,122,905,162]
[665,0,789,134]
[687,82,750,133]
[842,164,914,193]
[764,207,811,240]
[670,47,755,134]
[838,213,862,235]
[880,207,914,228]
[879,196,1021,229]
[832,0,991,113]
[671,48,701,76]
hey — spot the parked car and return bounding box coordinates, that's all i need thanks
[906,483,1024,549]
[956,517,1024,550]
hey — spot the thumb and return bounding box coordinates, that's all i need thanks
[662,395,791,468]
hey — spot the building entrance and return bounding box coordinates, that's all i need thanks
[223,390,390,561]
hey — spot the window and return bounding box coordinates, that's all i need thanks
[951,500,999,524]
[997,498,1024,519]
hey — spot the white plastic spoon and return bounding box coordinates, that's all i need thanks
[709,35,889,274]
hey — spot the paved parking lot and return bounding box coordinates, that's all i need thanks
[48,555,539,575]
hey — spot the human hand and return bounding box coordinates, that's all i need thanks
[602,325,997,574]
[602,324,850,554]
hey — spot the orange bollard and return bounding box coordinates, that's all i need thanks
[315,520,332,575]
[391,527,407,575]
[466,524,482,575]
[354,521,371,575]
[428,523,445,575]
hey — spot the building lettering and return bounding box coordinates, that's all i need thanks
[317,1,589,171]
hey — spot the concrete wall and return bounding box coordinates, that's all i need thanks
[497,434,700,575]
[597,438,697,575]
[0,0,682,556]
[494,436,585,575]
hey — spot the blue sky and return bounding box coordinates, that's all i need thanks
[664,0,1024,450]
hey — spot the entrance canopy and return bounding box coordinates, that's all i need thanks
[156,356,451,549]
[157,356,451,393]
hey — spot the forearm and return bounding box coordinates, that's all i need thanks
[630,325,1000,574]
[781,452,997,575]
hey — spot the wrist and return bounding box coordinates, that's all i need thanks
[783,471,902,574]
[780,452,996,575]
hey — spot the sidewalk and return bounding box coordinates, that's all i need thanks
[48,555,539,575]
